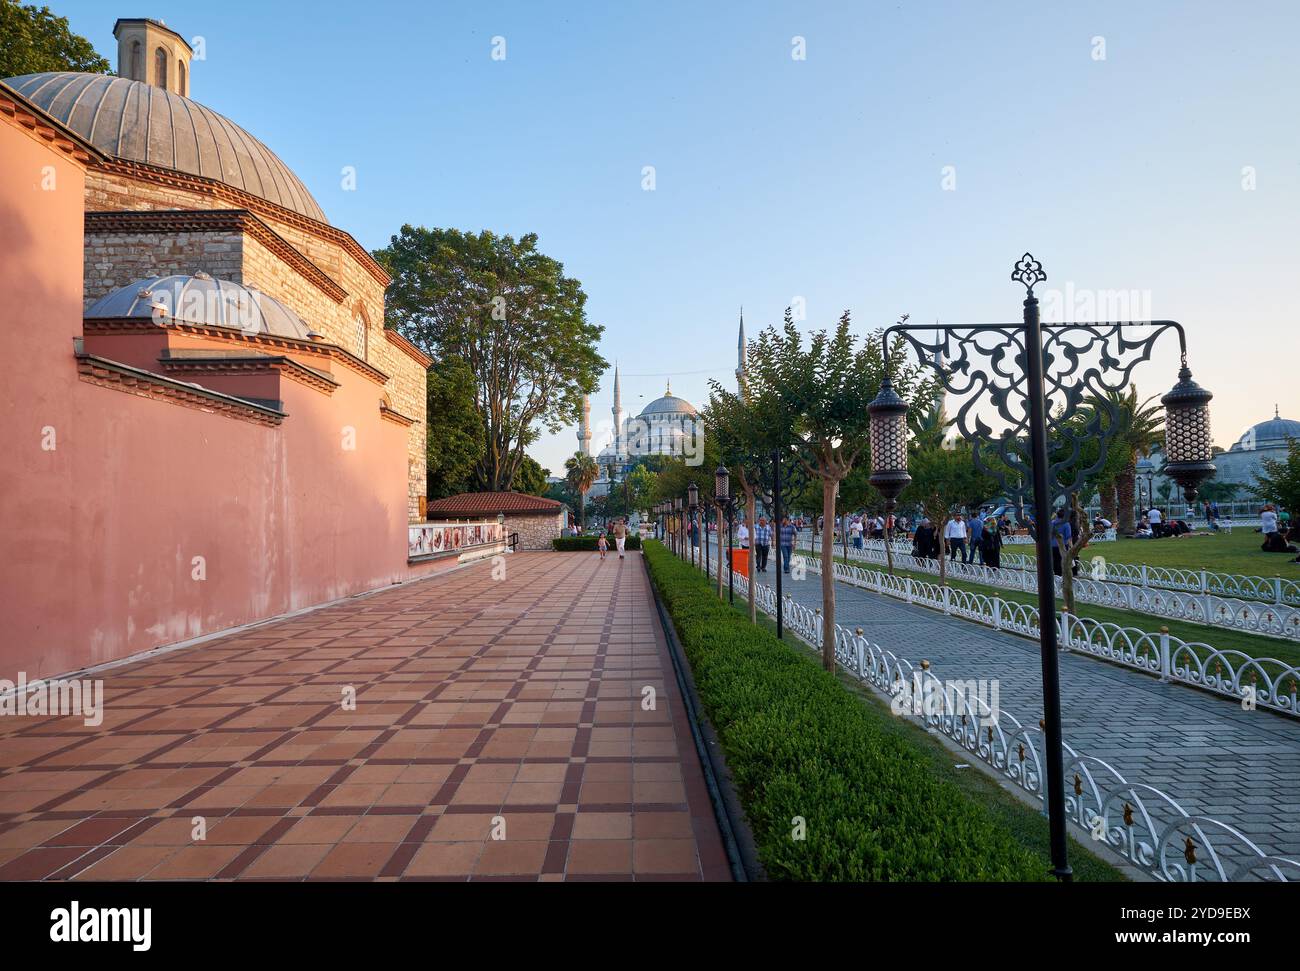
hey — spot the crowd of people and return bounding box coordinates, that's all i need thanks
[629,498,1299,570]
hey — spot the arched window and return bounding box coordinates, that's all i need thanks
[154,47,168,90]
[177,60,186,96]
[353,314,367,359]
[129,41,142,80]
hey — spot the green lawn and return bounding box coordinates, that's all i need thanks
[828,552,1300,670]
[1007,528,1298,579]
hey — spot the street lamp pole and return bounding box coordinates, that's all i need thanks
[674,497,683,558]
[715,465,733,603]
[867,253,1216,884]
[771,448,784,640]
[688,482,699,569]
[1019,277,1072,884]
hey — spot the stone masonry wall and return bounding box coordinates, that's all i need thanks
[84,230,243,305]
[507,512,564,550]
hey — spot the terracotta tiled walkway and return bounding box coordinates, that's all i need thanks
[0,553,730,881]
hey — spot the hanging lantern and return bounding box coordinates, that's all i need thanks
[868,377,912,505]
[715,465,730,504]
[1161,361,1215,502]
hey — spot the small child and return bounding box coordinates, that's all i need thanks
[597,533,608,560]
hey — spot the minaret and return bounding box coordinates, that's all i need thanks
[611,364,623,458]
[577,395,592,456]
[933,324,948,414]
[735,307,746,389]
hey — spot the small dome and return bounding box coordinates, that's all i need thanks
[85,273,314,340]
[4,72,327,223]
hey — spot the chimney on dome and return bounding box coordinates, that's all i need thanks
[113,18,193,97]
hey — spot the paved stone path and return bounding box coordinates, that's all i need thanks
[764,563,1300,862]
[0,553,729,881]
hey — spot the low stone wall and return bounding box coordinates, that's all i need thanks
[508,512,564,550]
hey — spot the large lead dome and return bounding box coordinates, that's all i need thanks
[4,71,327,224]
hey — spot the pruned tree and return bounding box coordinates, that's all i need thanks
[1058,493,1093,616]
[739,311,932,670]
[900,439,999,586]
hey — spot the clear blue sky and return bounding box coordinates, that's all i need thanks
[53,1,1300,474]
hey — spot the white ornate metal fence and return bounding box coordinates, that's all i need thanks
[802,554,1300,718]
[671,542,1299,882]
[797,538,1300,642]
[802,533,1300,607]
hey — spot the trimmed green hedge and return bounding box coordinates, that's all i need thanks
[643,540,1048,881]
[552,534,642,551]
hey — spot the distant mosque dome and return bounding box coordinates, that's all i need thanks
[1230,412,1300,452]
[638,382,698,419]
[1204,406,1298,490]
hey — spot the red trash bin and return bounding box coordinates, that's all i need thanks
[730,547,750,578]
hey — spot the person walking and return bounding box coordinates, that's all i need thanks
[945,514,968,564]
[979,517,1003,568]
[753,517,772,572]
[779,516,797,574]
[968,513,984,566]
[912,517,934,560]
[1051,507,1072,576]
[597,532,609,561]
[613,518,627,559]
[1148,505,1165,538]
[736,519,750,549]
[849,516,864,549]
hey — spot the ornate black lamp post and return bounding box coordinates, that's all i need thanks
[716,464,734,605]
[673,497,683,557]
[688,482,699,568]
[867,254,1215,883]
[770,449,784,638]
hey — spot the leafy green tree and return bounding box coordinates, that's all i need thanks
[514,456,550,496]
[374,227,606,491]
[1252,439,1300,515]
[425,356,484,501]
[900,440,998,585]
[708,377,785,616]
[0,2,110,77]
[740,311,932,670]
[603,464,656,522]
[564,452,600,528]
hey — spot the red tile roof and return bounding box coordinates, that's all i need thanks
[426,491,563,518]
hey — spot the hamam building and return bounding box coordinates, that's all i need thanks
[0,17,477,681]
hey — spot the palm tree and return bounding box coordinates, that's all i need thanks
[909,397,954,451]
[1091,389,1164,536]
[564,452,600,529]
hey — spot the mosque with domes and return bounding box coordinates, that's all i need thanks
[576,314,745,497]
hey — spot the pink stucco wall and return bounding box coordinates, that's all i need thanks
[0,115,451,681]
